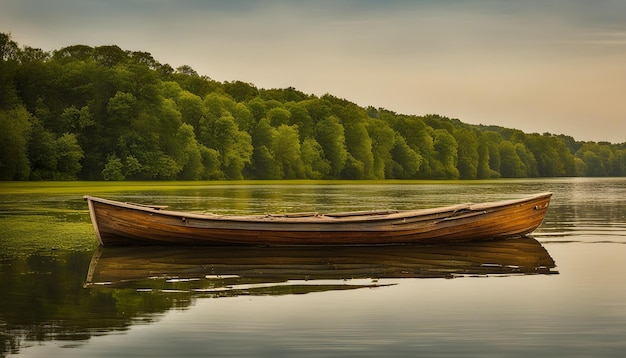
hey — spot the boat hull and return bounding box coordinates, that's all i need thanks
[84,192,552,246]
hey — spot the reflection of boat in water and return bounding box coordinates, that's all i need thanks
[84,238,557,295]
[84,193,552,246]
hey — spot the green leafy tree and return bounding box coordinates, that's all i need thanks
[432,129,459,179]
[476,139,492,178]
[52,44,93,63]
[300,98,331,123]
[229,102,255,133]
[483,131,503,175]
[174,123,203,180]
[251,118,275,148]
[102,156,125,181]
[267,107,291,127]
[611,149,626,176]
[176,90,204,130]
[454,129,479,179]
[107,91,137,126]
[202,92,231,123]
[0,33,19,61]
[389,116,435,178]
[129,50,161,70]
[27,118,57,180]
[160,81,183,99]
[345,120,374,179]
[140,152,180,179]
[389,134,421,178]
[199,146,223,179]
[515,143,538,177]
[247,97,267,122]
[223,130,253,179]
[367,118,396,179]
[223,80,258,102]
[124,155,143,179]
[260,86,310,103]
[498,141,525,178]
[582,151,606,176]
[93,45,127,67]
[175,64,198,77]
[315,115,347,178]
[250,118,278,178]
[555,138,578,176]
[251,145,278,179]
[336,104,374,178]
[301,138,330,179]
[525,134,578,176]
[1,33,22,109]
[576,142,612,177]
[203,114,252,179]
[0,107,31,180]
[172,71,220,97]
[157,98,185,156]
[342,154,366,179]
[4,33,626,182]
[286,102,314,139]
[54,133,84,180]
[272,124,304,178]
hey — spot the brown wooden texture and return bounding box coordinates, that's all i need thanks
[84,192,552,246]
[84,237,557,287]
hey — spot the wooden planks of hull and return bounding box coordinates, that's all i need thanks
[84,192,552,246]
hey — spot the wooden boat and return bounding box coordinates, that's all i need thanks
[84,238,557,290]
[83,192,552,246]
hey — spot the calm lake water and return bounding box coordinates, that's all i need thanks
[1,178,625,357]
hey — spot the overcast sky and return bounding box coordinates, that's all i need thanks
[2,0,626,143]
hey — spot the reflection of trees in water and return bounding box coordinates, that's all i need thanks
[540,199,626,239]
[0,252,174,356]
[527,178,626,241]
[0,251,373,355]
[1,239,558,356]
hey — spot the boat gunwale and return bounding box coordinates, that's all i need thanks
[83,192,553,224]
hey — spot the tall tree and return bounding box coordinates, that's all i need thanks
[498,141,524,177]
[54,133,84,180]
[389,134,421,178]
[205,114,253,179]
[272,124,304,178]
[301,138,330,179]
[315,115,347,178]
[454,128,479,179]
[0,107,31,180]
[367,118,395,179]
[432,129,459,179]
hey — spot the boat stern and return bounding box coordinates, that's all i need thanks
[83,196,104,245]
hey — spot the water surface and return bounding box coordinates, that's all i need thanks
[1,178,625,357]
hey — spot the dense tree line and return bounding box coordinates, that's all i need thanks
[1,33,625,181]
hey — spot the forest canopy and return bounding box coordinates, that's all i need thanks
[1,33,625,181]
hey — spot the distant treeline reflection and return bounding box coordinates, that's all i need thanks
[1,33,624,181]
[0,238,556,356]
